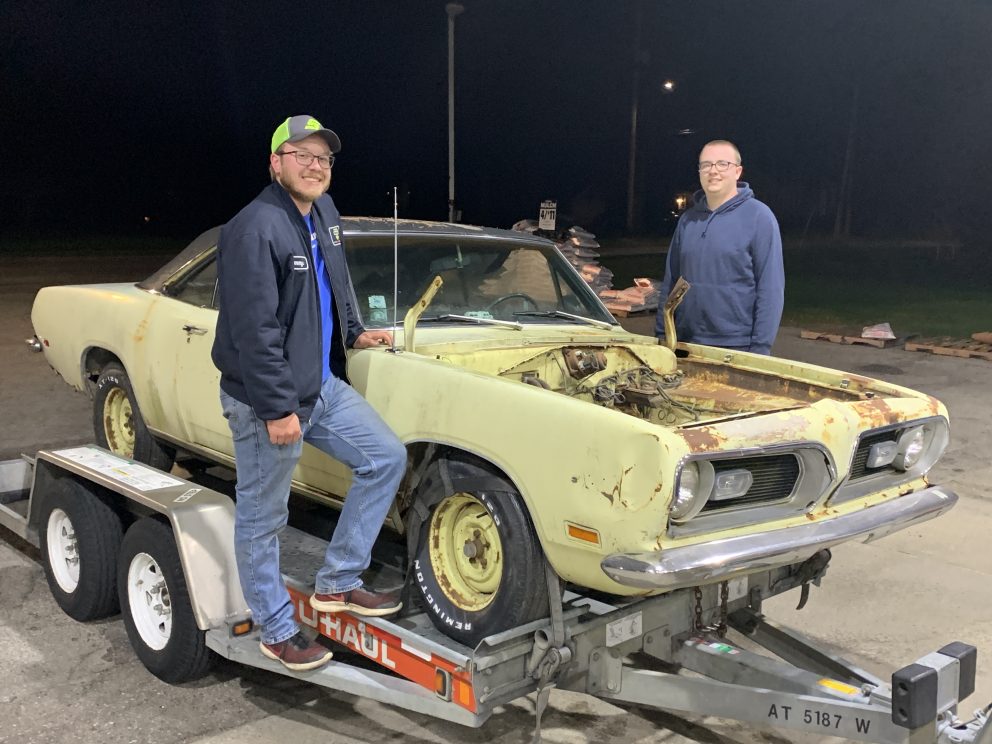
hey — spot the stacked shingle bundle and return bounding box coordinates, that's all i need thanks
[511,220,614,294]
[510,220,660,314]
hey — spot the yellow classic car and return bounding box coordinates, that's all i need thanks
[30,219,955,645]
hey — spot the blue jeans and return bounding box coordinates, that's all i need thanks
[220,375,406,645]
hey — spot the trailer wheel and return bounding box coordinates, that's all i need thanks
[410,462,550,647]
[40,480,123,621]
[118,518,213,683]
[94,362,174,472]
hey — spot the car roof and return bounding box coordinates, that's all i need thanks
[138,218,555,291]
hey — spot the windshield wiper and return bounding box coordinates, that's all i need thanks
[419,314,523,330]
[513,310,616,330]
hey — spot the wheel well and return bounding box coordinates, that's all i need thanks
[82,347,123,394]
[398,442,546,558]
[399,442,516,514]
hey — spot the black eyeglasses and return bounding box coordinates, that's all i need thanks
[698,160,740,173]
[277,150,335,169]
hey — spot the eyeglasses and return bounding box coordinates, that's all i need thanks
[698,160,740,173]
[277,150,335,169]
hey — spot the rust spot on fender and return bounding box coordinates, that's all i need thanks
[132,297,159,343]
[681,427,725,452]
[854,398,901,428]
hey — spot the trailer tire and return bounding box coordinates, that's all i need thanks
[118,517,213,683]
[40,481,123,621]
[409,459,551,647]
[94,362,174,472]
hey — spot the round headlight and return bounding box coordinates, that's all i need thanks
[894,426,926,470]
[670,460,714,522]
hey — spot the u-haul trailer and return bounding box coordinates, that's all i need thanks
[1,445,989,743]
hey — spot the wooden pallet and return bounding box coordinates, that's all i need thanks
[905,337,992,361]
[799,329,904,349]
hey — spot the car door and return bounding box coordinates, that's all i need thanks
[163,249,352,503]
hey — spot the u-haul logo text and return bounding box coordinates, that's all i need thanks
[296,599,396,669]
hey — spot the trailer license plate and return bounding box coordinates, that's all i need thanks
[606,611,642,647]
[767,704,874,736]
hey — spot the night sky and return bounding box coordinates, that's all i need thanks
[3,0,991,242]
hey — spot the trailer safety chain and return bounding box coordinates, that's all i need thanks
[530,560,572,744]
[693,582,730,637]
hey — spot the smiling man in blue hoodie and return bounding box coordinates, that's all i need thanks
[656,140,784,355]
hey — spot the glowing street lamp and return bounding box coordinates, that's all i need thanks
[626,72,679,232]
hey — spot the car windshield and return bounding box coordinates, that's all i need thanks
[345,234,616,328]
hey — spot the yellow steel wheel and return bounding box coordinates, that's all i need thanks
[93,362,174,471]
[103,386,135,458]
[427,493,501,612]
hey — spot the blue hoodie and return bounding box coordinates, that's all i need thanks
[655,182,783,354]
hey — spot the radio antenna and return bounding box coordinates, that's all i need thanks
[390,186,399,353]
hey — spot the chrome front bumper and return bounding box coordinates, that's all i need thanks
[601,485,957,590]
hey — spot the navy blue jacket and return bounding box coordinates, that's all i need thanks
[655,183,784,354]
[211,182,364,421]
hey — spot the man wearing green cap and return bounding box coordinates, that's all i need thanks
[212,115,406,671]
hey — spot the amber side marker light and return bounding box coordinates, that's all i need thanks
[232,620,254,636]
[566,523,601,545]
[434,668,452,700]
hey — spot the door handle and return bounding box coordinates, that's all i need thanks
[182,325,208,335]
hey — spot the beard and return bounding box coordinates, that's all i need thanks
[279,173,330,206]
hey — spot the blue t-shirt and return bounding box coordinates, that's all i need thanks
[304,213,334,381]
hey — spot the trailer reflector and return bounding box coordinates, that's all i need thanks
[455,678,473,708]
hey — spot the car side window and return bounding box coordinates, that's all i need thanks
[168,254,219,309]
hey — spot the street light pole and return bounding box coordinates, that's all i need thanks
[446,3,464,223]
[625,1,643,233]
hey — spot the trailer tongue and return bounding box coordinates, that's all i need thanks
[2,446,989,743]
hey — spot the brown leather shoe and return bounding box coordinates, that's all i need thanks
[260,631,333,671]
[310,586,403,617]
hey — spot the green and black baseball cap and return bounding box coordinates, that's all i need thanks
[270,115,342,154]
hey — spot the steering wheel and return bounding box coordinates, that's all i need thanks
[485,293,540,314]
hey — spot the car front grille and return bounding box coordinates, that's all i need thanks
[700,454,801,513]
[850,430,898,480]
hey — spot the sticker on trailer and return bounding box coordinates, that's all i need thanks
[766,703,875,736]
[174,488,202,503]
[54,446,184,491]
[605,611,642,647]
[727,576,748,601]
